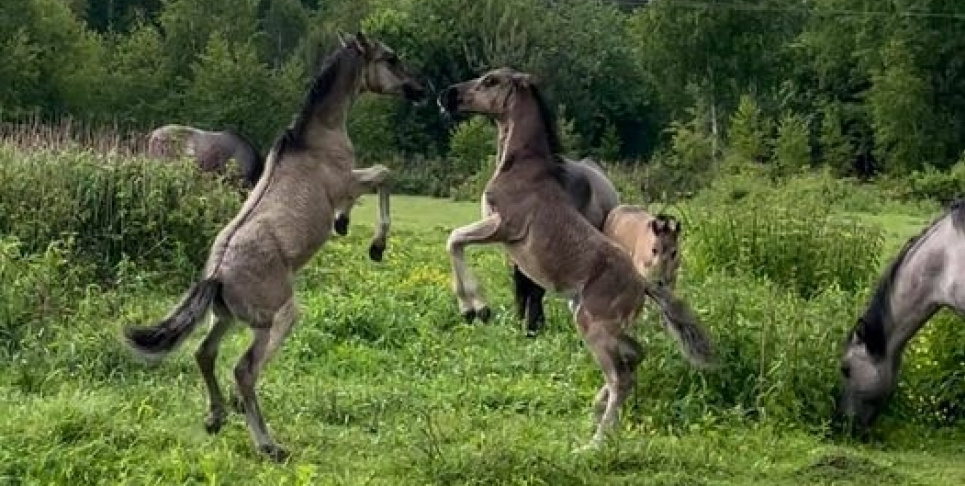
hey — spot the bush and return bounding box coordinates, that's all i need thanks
[683,172,884,300]
[0,144,240,286]
[901,157,965,205]
[0,236,85,356]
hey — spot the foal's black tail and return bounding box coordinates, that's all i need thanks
[123,278,221,359]
[642,282,715,369]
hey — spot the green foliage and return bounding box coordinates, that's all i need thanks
[772,112,812,178]
[727,95,772,165]
[818,101,855,176]
[347,96,400,163]
[685,171,883,300]
[446,116,497,202]
[901,158,965,205]
[0,144,240,285]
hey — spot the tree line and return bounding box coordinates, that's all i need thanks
[3,0,965,177]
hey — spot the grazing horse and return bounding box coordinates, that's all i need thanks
[121,31,426,461]
[491,156,620,336]
[602,205,682,290]
[835,199,965,436]
[438,67,714,450]
[147,124,265,189]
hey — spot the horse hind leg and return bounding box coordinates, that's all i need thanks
[233,299,299,462]
[194,310,234,434]
[574,310,643,452]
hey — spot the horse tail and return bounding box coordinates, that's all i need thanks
[642,282,715,368]
[123,278,221,359]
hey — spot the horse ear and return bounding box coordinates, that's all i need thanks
[513,72,534,88]
[649,218,664,233]
[336,30,348,48]
[668,218,681,234]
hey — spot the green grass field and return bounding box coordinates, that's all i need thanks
[3,193,965,486]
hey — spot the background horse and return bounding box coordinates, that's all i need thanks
[602,205,681,290]
[147,124,265,189]
[496,157,620,336]
[835,199,965,436]
[439,67,713,450]
[122,31,426,462]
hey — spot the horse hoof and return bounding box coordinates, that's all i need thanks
[230,393,245,414]
[462,309,477,323]
[368,243,385,262]
[476,307,492,323]
[258,443,291,463]
[334,215,349,236]
[204,413,225,435]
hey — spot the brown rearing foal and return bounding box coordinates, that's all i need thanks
[438,67,715,450]
[121,31,426,462]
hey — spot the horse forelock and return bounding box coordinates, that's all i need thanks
[271,45,363,157]
[854,206,957,358]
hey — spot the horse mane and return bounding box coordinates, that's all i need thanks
[852,198,965,357]
[271,44,361,156]
[528,84,564,157]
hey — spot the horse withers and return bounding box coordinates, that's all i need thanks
[602,205,682,290]
[834,200,965,438]
[438,67,714,451]
[122,31,426,462]
[147,124,266,190]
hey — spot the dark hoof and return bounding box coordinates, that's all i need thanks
[476,307,492,323]
[204,413,225,434]
[258,443,291,463]
[368,242,385,262]
[230,393,245,414]
[334,215,349,236]
[525,318,545,337]
[462,309,477,323]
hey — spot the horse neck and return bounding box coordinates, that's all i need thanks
[876,228,946,357]
[303,56,365,145]
[494,95,554,174]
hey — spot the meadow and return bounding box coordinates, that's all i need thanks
[3,144,965,486]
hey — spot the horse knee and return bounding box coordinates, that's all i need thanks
[616,336,644,371]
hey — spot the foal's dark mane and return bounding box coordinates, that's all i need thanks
[853,198,965,357]
[528,84,563,157]
[271,44,362,156]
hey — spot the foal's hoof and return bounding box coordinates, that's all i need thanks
[368,242,385,262]
[525,318,545,338]
[258,443,291,463]
[203,413,225,434]
[334,215,349,236]
[462,307,491,324]
[230,393,245,414]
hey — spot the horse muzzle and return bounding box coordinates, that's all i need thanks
[437,87,461,115]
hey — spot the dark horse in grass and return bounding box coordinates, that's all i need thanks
[835,199,965,437]
[147,124,266,190]
[122,31,426,462]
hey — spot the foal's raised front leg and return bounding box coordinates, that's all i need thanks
[447,214,505,323]
[338,165,393,262]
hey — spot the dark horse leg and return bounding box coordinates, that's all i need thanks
[512,265,546,337]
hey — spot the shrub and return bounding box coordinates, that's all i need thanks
[0,236,86,356]
[683,173,884,300]
[0,144,240,286]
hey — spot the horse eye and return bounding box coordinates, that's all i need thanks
[651,248,658,255]
[840,363,851,379]
[482,76,497,87]
[671,250,677,259]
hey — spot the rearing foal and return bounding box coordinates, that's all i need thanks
[438,68,715,450]
[121,31,426,462]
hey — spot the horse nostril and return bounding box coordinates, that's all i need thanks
[840,363,851,379]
